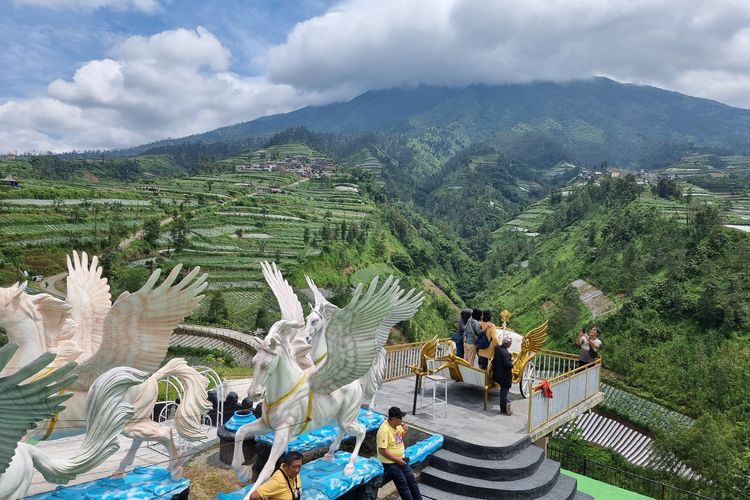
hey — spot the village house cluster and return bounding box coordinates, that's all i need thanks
[235,153,336,178]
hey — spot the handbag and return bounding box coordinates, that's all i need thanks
[589,347,599,359]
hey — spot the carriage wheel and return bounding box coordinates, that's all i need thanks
[519,361,536,399]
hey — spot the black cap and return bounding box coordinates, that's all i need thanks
[388,406,407,418]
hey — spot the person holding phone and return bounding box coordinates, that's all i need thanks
[377,406,422,500]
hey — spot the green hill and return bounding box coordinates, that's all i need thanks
[133,78,750,167]
[473,175,750,496]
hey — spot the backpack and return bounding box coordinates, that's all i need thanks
[469,321,491,349]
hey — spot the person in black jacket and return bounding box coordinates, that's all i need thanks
[492,336,514,416]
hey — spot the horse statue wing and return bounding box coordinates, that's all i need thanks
[261,261,304,335]
[70,264,208,391]
[309,276,401,394]
[63,251,113,355]
[0,343,77,476]
[375,287,424,348]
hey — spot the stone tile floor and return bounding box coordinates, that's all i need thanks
[370,376,530,447]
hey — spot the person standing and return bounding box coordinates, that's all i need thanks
[478,309,500,370]
[249,451,303,500]
[452,308,471,359]
[492,337,514,415]
[377,406,422,500]
[463,308,484,366]
[576,326,602,367]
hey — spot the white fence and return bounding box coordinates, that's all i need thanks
[383,340,452,381]
[528,359,602,435]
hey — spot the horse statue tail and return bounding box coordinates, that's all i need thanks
[152,358,211,441]
[359,346,386,402]
[26,367,148,484]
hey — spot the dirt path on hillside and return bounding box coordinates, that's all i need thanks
[421,278,461,312]
[571,279,617,318]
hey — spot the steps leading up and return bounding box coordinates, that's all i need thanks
[419,435,590,499]
[421,459,561,499]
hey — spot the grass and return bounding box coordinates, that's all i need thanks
[563,470,653,499]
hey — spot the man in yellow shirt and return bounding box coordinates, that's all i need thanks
[377,406,422,500]
[249,451,303,500]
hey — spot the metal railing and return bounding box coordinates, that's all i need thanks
[383,339,452,381]
[527,356,602,435]
[548,444,715,500]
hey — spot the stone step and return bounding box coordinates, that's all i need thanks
[536,474,579,500]
[419,475,592,500]
[429,445,545,481]
[442,434,531,460]
[420,458,561,499]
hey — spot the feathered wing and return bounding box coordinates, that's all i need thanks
[310,276,402,394]
[261,261,304,330]
[520,321,548,362]
[375,287,424,348]
[70,264,208,391]
[64,251,112,355]
[0,343,77,475]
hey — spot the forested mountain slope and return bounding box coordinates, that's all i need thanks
[133,78,750,166]
[473,176,750,495]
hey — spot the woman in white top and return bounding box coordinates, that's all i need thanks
[577,327,602,367]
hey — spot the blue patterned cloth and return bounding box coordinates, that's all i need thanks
[27,466,189,499]
[254,408,385,453]
[217,434,444,500]
[217,452,383,500]
[404,433,443,464]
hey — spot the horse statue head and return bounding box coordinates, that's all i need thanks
[0,282,36,326]
[304,276,339,365]
[247,332,296,402]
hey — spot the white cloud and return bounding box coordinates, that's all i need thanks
[14,0,162,12]
[5,1,750,152]
[265,0,750,107]
[0,27,341,152]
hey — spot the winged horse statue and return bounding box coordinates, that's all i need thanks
[304,274,424,414]
[0,342,148,499]
[232,263,421,499]
[0,251,208,438]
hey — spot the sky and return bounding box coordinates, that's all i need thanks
[2,0,750,153]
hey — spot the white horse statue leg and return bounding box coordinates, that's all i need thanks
[0,366,148,499]
[114,358,211,480]
[231,417,274,483]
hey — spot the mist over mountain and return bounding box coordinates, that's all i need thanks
[137,77,750,167]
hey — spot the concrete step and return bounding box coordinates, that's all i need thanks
[429,445,545,481]
[442,433,531,460]
[420,458,561,499]
[536,474,578,500]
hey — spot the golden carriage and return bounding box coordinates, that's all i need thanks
[412,311,547,411]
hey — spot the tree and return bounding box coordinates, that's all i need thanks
[143,217,161,248]
[303,227,310,244]
[169,216,190,253]
[235,228,244,239]
[206,291,229,324]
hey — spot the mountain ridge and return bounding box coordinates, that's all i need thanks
[130,77,750,166]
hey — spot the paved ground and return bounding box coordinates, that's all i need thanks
[371,375,530,447]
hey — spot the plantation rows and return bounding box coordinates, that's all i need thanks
[599,384,694,433]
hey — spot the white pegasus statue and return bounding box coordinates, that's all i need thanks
[0,342,148,500]
[304,274,424,413]
[114,358,212,480]
[0,251,208,437]
[232,262,422,498]
[232,263,418,499]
